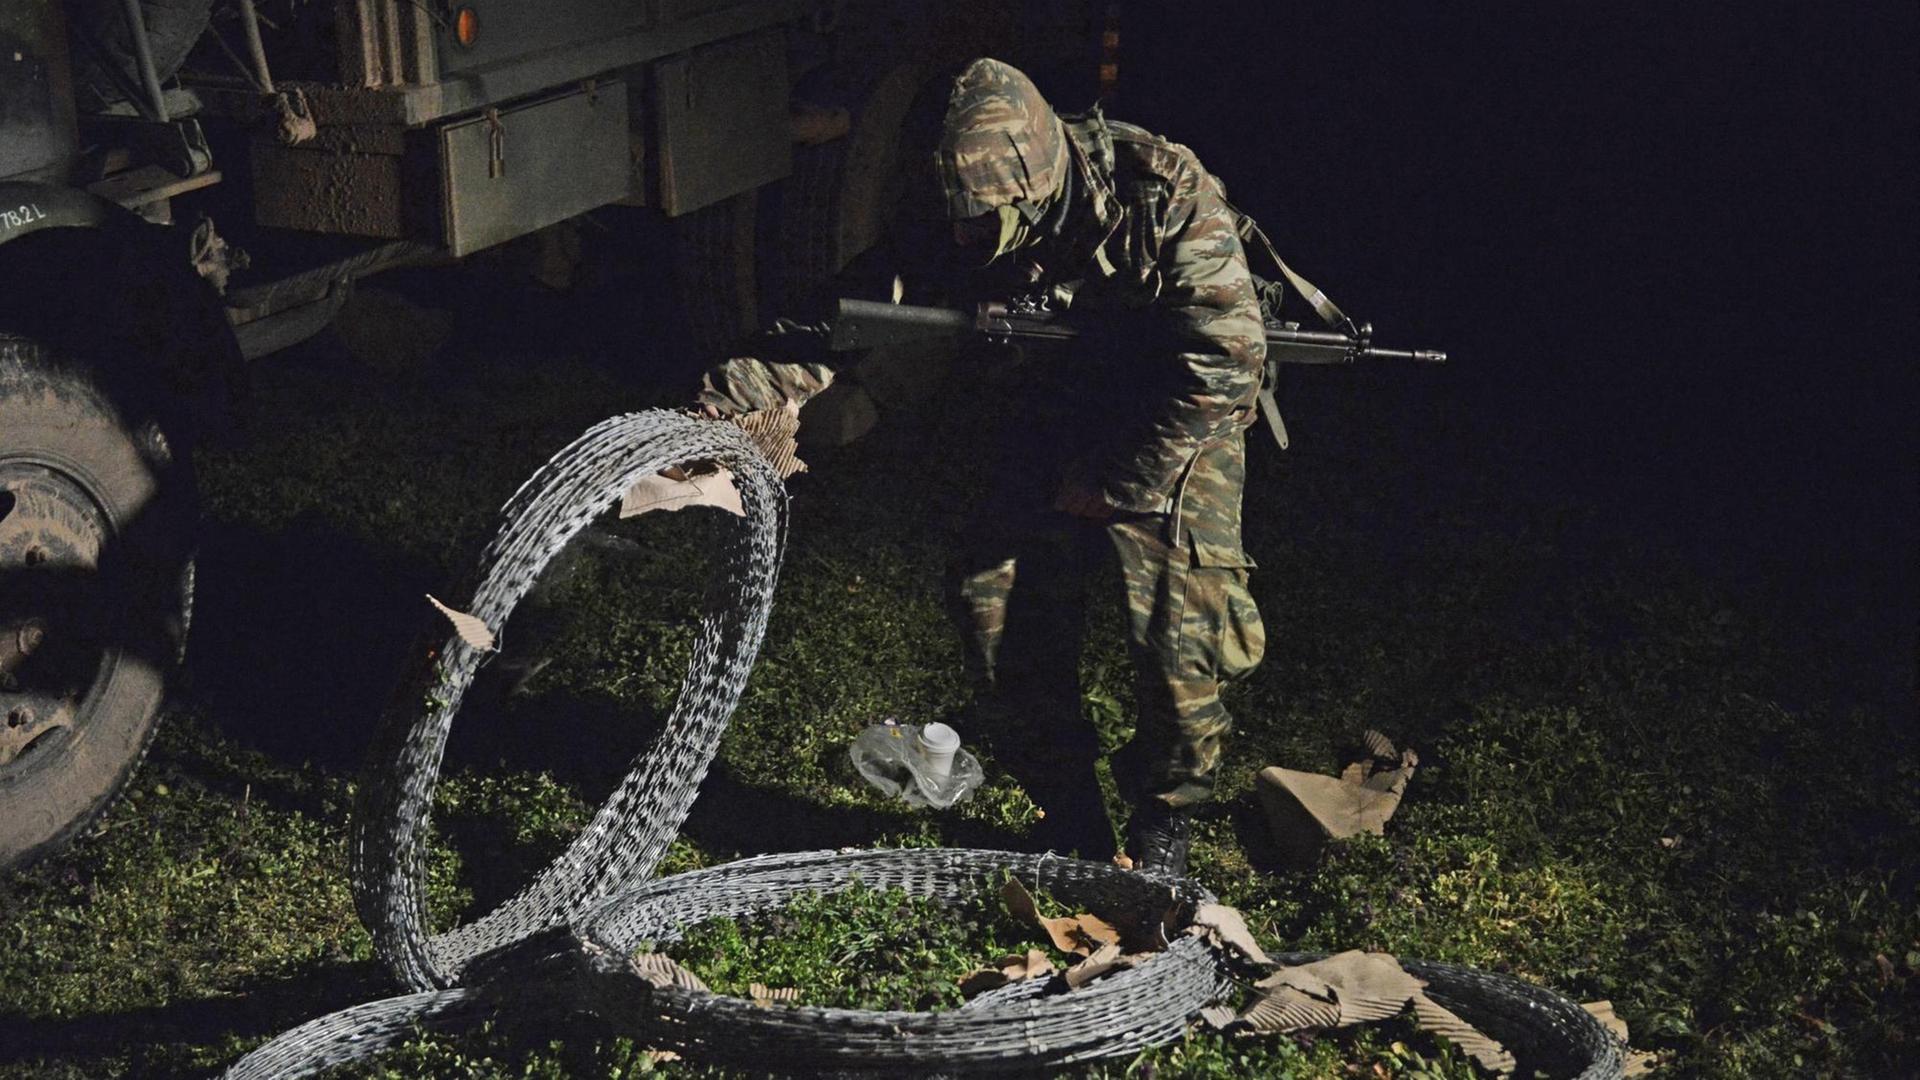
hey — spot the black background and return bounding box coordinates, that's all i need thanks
[1111,1,1915,666]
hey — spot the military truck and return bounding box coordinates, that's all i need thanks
[0,0,1106,867]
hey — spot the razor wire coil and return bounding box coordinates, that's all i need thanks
[223,409,1625,1080]
[349,410,788,993]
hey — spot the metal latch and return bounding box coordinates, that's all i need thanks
[485,108,505,179]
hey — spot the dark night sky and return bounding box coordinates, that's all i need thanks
[1112,1,1916,648]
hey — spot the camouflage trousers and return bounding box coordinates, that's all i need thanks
[952,429,1266,808]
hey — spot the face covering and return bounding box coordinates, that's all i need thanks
[988,157,1077,265]
[987,202,1036,263]
[960,200,1044,267]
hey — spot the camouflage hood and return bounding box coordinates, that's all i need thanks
[933,59,1072,222]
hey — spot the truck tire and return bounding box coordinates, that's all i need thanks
[68,0,215,113]
[777,64,949,443]
[0,335,194,869]
[670,190,760,359]
[778,63,928,307]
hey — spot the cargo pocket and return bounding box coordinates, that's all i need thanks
[1180,534,1265,684]
[1176,432,1263,683]
[1169,430,1255,570]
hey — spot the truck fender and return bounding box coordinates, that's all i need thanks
[0,180,243,443]
[0,180,128,245]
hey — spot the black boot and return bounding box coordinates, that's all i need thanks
[1127,801,1194,877]
[1027,769,1117,862]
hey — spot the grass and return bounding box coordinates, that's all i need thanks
[663,881,1038,1011]
[0,289,1913,1078]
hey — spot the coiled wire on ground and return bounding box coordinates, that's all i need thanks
[223,410,1623,1079]
[228,410,786,1078]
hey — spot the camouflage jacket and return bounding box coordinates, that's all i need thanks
[699,112,1266,514]
[1054,112,1267,512]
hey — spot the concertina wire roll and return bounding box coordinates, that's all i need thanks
[227,410,786,1077]
[223,409,1625,1079]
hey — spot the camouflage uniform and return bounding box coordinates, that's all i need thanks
[701,59,1267,815]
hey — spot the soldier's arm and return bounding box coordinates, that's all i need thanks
[694,221,946,416]
[695,357,837,416]
[1099,181,1267,513]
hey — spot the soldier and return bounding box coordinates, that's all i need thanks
[698,58,1267,877]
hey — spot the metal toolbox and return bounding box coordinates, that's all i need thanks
[650,30,788,216]
[438,79,631,256]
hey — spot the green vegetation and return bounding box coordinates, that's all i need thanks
[663,881,1034,1011]
[0,314,1912,1078]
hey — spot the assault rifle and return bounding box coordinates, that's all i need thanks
[796,294,1444,449]
[820,296,1448,366]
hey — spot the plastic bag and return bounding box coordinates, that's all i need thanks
[849,721,983,809]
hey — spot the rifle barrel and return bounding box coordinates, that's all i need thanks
[1361,346,1448,364]
[1265,326,1447,365]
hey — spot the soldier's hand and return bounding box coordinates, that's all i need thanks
[1053,481,1116,521]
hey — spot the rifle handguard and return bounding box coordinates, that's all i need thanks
[828,299,972,351]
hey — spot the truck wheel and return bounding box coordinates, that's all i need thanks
[778,64,951,442]
[0,335,194,869]
[779,63,928,305]
[670,190,760,358]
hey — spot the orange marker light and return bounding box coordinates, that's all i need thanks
[455,7,479,47]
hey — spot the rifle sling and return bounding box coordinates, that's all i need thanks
[1256,382,1291,451]
[1239,215,1357,338]
[1237,212,1356,452]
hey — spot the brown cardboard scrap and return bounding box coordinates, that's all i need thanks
[749,983,800,1007]
[1186,903,1273,968]
[1359,728,1399,761]
[1411,991,1519,1074]
[1235,951,1516,1076]
[1237,982,1343,1033]
[1256,734,1418,862]
[1008,948,1055,980]
[1257,768,1403,840]
[731,402,807,478]
[1581,1000,1629,1043]
[1063,940,1128,989]
[1339,730,1418,786]
[425,595,496,652]
[999,877,1121,956]
[959,948,1056,996]
[1257,950,1422,1026]
[627,952,709,992]
[1044,911,1121,955]
[620,465,746,519]
[1582,1000,1659,1076]
[1000,876,1044,924]
[1198,1003,1240,1031]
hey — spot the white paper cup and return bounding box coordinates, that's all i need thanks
[915,722,960,784]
